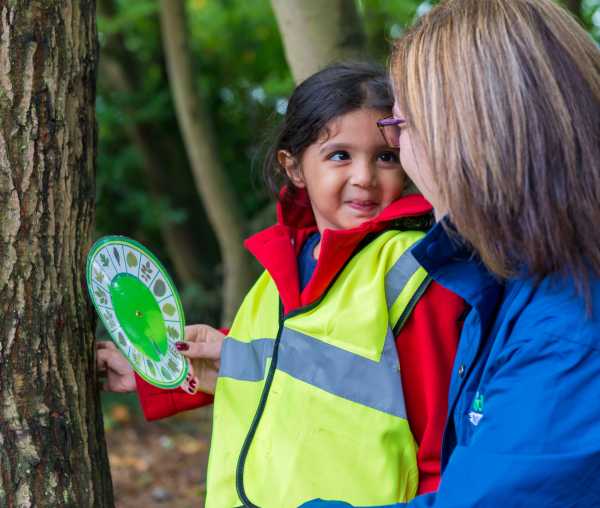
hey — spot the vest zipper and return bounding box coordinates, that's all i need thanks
[392,274,433,336]
[235,303,284,508]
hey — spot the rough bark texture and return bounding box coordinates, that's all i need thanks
[0,1,114,506]
[270,0,367,83]
[158,0,255,326]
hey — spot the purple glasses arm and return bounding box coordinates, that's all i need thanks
[376,117,406,127]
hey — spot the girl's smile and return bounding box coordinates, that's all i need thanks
[346,199,378,212]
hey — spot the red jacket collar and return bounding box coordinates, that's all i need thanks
[244,188,432,314]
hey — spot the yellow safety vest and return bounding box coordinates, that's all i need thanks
[206,230,431,507]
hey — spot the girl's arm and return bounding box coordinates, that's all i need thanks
[135,374,213,421]
[96,339,212,420]
[135,326,228,421]
[395,281,465,494]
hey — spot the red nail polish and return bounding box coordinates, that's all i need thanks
[176,342,189,351]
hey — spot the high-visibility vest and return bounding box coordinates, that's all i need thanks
[206,230,431,508]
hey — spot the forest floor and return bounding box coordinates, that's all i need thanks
[102,392,211,508]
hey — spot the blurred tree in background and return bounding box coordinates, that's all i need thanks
[271,0,367,82]
[97,0,289,328]
[158,0,257,325]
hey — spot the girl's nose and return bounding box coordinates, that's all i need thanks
[350,160,377,188]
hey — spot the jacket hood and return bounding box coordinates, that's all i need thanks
[244,187,433,313]
[275,186,432,231]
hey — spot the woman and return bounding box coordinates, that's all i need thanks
[304,0,600,506]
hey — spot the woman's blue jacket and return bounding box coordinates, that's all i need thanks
[302,220,600,508]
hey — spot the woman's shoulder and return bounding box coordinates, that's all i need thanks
[509,272,600,352]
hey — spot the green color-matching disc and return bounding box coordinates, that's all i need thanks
[86,236,188,389]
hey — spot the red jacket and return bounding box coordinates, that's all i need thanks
[136,191,464,495]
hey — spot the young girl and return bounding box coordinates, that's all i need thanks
[99,62,464,507]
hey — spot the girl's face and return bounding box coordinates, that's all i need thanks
[280,108,405,233]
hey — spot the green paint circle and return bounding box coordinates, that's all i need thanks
[109,273,168,362]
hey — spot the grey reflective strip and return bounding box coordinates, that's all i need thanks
[277,327,407,418]
[218,328,407,418]
[381,324,401,370]
[384,248,422,309]
[219,337,274,381]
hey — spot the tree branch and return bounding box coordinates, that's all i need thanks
[158,0,255,325]
[270,0,367,83]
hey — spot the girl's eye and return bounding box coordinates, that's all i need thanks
[328,151,351,161]
[378,151,400,164]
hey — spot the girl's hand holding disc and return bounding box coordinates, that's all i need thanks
[177,324,224,395]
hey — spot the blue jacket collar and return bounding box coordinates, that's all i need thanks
[412,218,504,316]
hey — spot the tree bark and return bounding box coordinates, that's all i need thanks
[270,0,367,83]
[158,0,255,326]
[0,1,114,507]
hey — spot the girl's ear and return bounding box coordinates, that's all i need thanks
[277,150,305,188]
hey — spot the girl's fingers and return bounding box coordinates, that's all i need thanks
[184,324,225,343]
[176,340,222,360]
[96,341,122,373]
[186,358,195,379]
[180,380,194,395]
[96,348,112,372]
[180,376,200,395]
[96,340,117,351]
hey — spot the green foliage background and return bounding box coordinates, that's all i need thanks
[96,0,600,327]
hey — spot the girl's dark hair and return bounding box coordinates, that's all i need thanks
[263,61,394,201]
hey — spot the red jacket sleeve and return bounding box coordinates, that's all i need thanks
[135,327,229,421]
[395,281,465,494]
[135,374,213,421]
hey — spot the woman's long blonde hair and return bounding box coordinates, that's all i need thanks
[392,0,600,285]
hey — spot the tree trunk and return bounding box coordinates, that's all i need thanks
[0,1,114,507]
[158,0,255,326]
[270,0,367,83]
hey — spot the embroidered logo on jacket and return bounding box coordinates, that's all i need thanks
[468,391,484,426]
